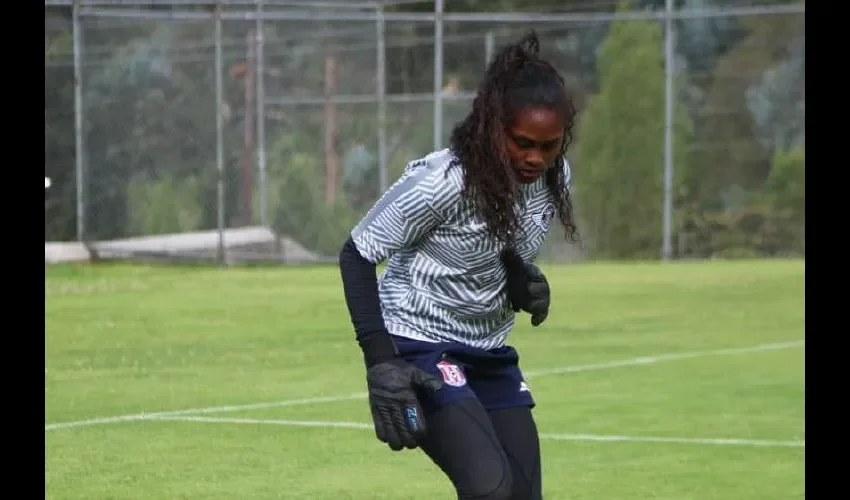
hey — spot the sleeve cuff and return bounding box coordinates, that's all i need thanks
[358,333,399,367]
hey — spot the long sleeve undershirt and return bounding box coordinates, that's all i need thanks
[338,236,387,342]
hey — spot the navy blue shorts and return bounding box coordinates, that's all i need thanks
[392,335,535,413]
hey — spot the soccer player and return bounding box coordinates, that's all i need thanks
[338,30,578,500]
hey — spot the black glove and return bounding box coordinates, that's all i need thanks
[500,248,550,327]
[359,335,444,451]
[365,359,444,450]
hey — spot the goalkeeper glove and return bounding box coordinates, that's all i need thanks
[359,334,444,451]
[500,247,551,327]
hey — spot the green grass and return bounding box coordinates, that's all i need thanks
[45,259,805,499]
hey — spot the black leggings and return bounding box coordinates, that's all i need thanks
[418,398,542,500]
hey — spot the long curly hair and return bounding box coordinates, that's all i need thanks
[449,30,579,245]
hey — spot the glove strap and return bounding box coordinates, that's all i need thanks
[358,332,399,368]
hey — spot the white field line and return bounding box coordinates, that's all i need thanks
[45,340,804,432]
[146,415,805,448]
[524,340,805,377]
[44,393,367,431]
[150,415,373,430]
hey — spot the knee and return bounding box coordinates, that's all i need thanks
[460,467,513,500]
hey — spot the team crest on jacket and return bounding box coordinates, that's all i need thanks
[531,204,556,231]
[436,360,467,387]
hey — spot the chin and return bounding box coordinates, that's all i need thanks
[516,171,543,184]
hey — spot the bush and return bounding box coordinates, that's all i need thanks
[126,173,203,236]
[270,147,361,257]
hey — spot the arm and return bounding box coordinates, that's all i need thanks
[339,159,454,366]
[339,237,397,366]
[500,158,569,326]
[339,159,454,451]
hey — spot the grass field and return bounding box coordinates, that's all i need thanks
[45,259,805,499]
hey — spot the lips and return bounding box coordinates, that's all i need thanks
[517,168,543,181]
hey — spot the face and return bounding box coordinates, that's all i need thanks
[505,106,564,184]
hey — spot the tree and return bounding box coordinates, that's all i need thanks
[45,8,76,241]
[746,35,805,154]
[764,145,804,255]
[572,0,693,260]
[689,12,803,204]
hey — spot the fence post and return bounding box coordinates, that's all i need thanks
[377,2,388,193]
[72,0,86,242]
[662,0,675,261]
[215,1,226,265]
[484,30,494,69]
[433,0,444,151]
[256,0,267,228]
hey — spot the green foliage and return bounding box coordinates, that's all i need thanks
[79,23,223,240]
[267,135,361,257]
[674,11,804,260]
[682,202,779,259]
[681,145,804,258]
[45,32,72,63]
[764,145,804,254]
[573,0,693,260]
[126,174,204,236]
[691,14,803,202]
[46,23,77,242]
[746,36,805,153]
[766,145,805,215]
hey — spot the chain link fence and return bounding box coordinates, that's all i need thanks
[44,1,805,264]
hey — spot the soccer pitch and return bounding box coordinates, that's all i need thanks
[45,259,804,499]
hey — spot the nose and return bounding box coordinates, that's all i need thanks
[525,150,546,169]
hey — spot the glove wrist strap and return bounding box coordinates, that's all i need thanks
[358,332,399,367]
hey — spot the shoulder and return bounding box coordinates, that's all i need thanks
[401,148,464,205]
[404,149,462,183]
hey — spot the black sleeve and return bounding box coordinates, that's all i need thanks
[338,236,399,367]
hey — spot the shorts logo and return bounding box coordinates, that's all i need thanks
[436,360,467,387]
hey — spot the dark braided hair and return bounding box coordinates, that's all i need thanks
[449,30,579,245]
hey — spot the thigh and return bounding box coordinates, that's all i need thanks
[419,398,514,500]
[488,406,543,500]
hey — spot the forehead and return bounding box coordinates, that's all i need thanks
[509,106,563,138]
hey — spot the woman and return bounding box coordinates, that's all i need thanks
[339,30,579,500]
